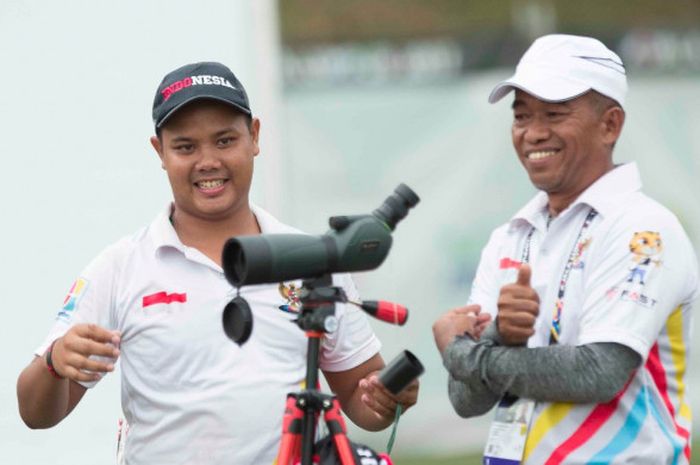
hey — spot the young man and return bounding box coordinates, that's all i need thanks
[17,62,417,465]
[433,35,697,464]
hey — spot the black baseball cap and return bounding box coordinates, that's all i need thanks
[152,61,252,129]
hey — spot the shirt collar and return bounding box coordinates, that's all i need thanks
[511,191,549,231]
[511,162,642,229]
[250,203,300,234]
[575,162,642,216]
[148,203,299,255]
[150,203,181,252]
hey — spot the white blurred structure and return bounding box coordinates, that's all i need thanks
[0,1,282,464]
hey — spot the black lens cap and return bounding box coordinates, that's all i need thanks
[222,296,254,345]
[378,350,424,395]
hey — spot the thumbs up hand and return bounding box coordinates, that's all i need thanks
[496,264,540,346]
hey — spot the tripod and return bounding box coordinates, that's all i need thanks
[276,274,357,465]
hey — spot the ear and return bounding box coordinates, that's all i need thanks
[150,135,166,169]
[250,117,261,157]
[600,106,625,147]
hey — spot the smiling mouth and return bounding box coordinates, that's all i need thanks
[527,150,559,161]
[195,179,226,189]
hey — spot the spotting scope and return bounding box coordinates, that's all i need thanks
[222,184,419,287]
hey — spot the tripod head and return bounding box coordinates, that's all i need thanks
[223,272,409,345]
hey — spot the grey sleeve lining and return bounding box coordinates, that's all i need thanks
[443,335,641,416]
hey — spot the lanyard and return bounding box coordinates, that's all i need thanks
[521,209,598,345]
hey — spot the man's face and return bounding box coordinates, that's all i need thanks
[151,100,260,222]
[511,90,613,199]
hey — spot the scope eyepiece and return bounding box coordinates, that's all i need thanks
[372,183,420,231]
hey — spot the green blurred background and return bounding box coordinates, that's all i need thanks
[277,1,700,462]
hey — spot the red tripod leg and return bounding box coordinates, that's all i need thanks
[277,395,304,465]
[323,398,356,465]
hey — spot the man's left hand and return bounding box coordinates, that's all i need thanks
[358,372,418,421]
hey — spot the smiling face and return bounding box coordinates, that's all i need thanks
[511,90,623,213]
[151,99,260,224]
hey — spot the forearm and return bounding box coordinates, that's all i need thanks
[324,355,399,432]
[447,373,501,418]
[444,337,640,403]
[17,356,72,428]
[440,322,502,417]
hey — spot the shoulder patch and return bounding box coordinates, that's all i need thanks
[627,231,663,286]
[58,278,89,321]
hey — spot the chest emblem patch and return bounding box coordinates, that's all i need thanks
[278,282,301,314]
[499,257,523,269]
[142,291,187,308]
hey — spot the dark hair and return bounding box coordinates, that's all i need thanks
[588,90,622,116]
[586,91,624,150]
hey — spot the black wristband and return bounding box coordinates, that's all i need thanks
[45,340,65,380]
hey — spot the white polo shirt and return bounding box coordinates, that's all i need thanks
[36,204,381,465]
[469,163,698,464]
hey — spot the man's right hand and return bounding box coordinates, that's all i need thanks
[496,264,540,346]
[50,324,121,382]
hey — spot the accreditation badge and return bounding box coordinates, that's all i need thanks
[482,395,535,465]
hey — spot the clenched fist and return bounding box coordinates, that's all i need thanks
[496,264,540,346]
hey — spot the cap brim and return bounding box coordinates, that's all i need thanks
[488,74,591,104]
[156,95,251,129]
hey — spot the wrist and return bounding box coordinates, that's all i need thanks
[442,334,471,367]
[484,319,505,345]
[44,339,65,380]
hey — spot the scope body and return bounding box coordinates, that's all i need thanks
[222,184,418,287]
[223,216,392,287]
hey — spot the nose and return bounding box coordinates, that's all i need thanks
[523,117,551,145]
[195,144,223,171]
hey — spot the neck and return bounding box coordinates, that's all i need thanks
[547,190,586,217]
[170,204,260,265]
[547,162,615,217]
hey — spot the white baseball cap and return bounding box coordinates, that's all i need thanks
[488,34,627,107]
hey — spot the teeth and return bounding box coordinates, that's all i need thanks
[528,151,557,160]
[198,179,224,189]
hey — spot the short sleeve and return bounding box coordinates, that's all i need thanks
[33,241,125,387]
[578,212,699,358]
[467,227,507,318]
[319,273,381,372]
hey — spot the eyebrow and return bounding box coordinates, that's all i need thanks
[213,128,237,138]
[169,127,237,143]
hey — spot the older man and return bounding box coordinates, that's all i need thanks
[433,34,697,464]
